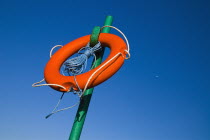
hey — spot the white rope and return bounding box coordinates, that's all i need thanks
[50,101,79,115]
[32,26,131,118]
[101,25,130,59]
[32,78,67,90]
[79,26,131,96]
[50,45,63,57]
[80,52,123,97]
[45,93,80,119]
[32,45,67,91]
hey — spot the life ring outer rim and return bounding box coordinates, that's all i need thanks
[44,33,127,92]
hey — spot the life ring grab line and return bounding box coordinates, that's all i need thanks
[44,33,127,92]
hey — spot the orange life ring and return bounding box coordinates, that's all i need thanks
[44,33,127,92]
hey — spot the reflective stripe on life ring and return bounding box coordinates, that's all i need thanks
[44,33,127,92]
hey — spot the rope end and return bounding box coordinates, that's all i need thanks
[45,113,53,119]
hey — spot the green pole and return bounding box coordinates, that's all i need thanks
[68,16,113,140]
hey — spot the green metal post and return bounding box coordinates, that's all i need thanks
[68,16,113,140]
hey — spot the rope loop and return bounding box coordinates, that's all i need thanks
[50,45,63,57]
[32,78,68,91]
[101,26,130,58]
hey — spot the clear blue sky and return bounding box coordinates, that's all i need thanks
[0,0,209,140]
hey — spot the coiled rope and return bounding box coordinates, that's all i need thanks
[63,42,101,75]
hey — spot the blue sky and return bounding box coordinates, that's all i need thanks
[0,0,209,140]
